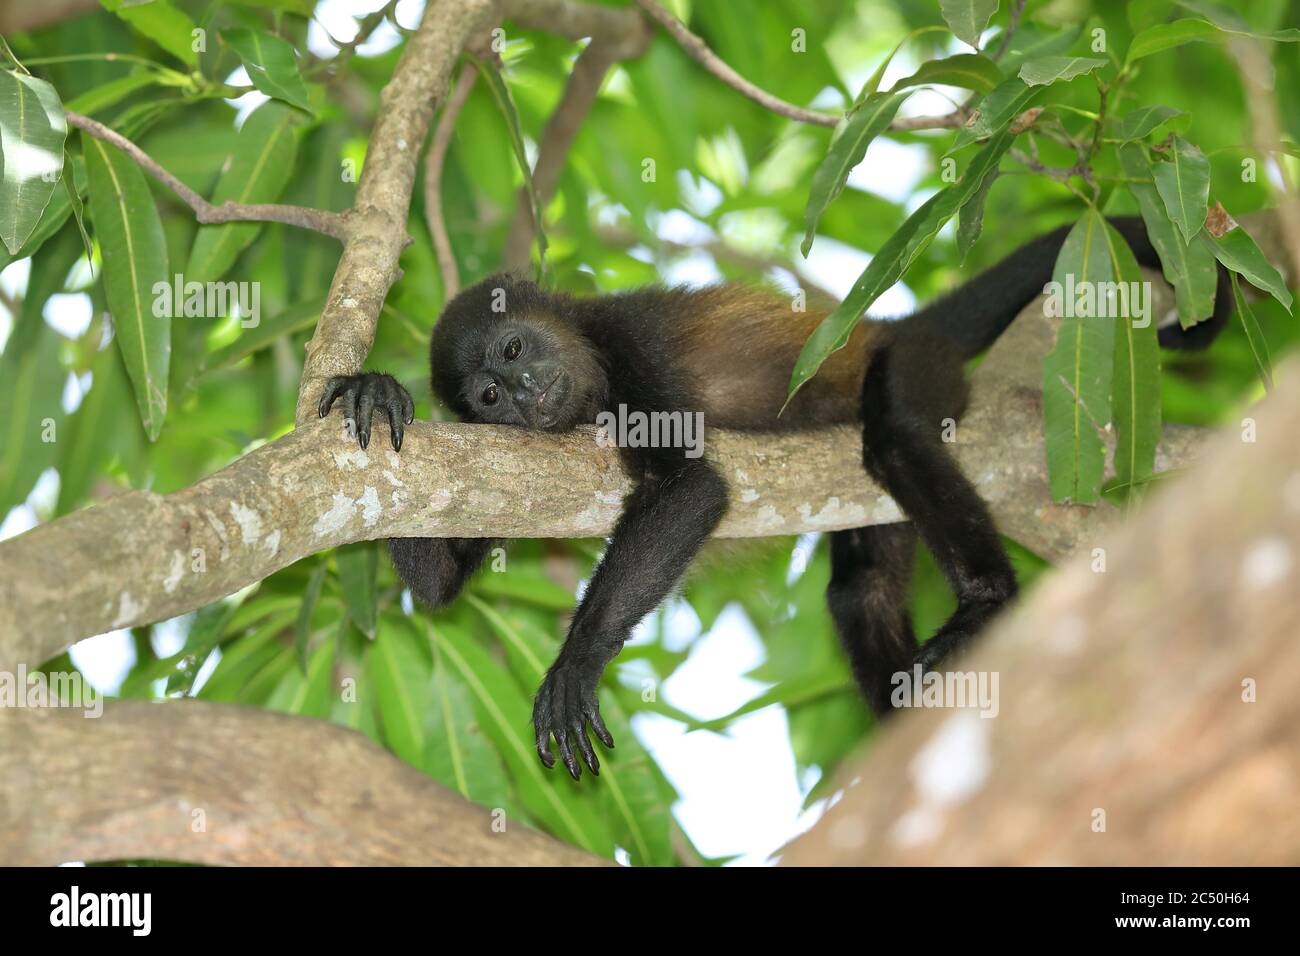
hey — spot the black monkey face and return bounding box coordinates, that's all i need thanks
[464,323,583,430]
[431,275,607,432]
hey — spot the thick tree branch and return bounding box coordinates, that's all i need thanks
[0,700,603,866]
[66,111,350,240]
[502,0,649,45]
[784,355,1300,866]
[0,276,1206,672]
[293,0,500,425]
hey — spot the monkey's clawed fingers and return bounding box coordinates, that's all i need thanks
[532,661,614,781]
[318,372,415,452]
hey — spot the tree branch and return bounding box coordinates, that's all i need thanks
[0,700,603,866]
[784,354,1300,866]
[990,0,1029,62]
[0,0,101,34]
[503,26,652,270]
[292,0,501,425]
[66,111,350,240]
[425,64,478,298]
[0,275,1207,672]
[634,0,840,128]
[633,0,969,134]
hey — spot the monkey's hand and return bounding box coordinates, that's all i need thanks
[318,372,414,451]
[532,654,615,780]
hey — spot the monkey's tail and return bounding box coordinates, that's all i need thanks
[904,215,1232,358]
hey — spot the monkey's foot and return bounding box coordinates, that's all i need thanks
[912,629,978,672]
[532,659,614,780]
[318,372,415,451]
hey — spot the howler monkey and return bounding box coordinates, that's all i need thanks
[319,215,1230,780]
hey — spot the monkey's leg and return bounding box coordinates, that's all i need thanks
[859,335,1017,672]
[827,523,918,716]
[533,455,728,779]
[389,537,495,607]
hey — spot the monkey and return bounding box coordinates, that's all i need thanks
[318,215,1231,780]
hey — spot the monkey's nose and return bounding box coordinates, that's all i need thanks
[520,371,537,390]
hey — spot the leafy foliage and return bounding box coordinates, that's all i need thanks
[1,0,1296,864]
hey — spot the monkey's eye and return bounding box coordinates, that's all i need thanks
[481,383,500,406]
[503,337,522,361]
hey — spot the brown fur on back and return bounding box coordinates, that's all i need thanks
[669,284,886,430]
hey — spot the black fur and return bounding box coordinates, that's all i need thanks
[908,215,1233,355]
[318,215,1231,775]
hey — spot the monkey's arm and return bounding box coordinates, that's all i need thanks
[320,372,494,606]
[533,449,728,779]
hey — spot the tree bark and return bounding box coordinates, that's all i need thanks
[783,357,1300,866]
[0,700,603,866]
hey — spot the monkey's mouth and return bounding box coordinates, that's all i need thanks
[534,372,568,429]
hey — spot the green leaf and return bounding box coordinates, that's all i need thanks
[267,635,336,718]
[800,90,911,256]
[368,621,431,766]
[1197,224,1293,313]
[1118,144,1216,326]
[100,0,200,67]
[227,0,315,13]
[1229,272,1273,392]
[435,621,614,857]
[0,241,71,516]
[1151,135,1210,244]
[1041,209,1115,505]
[1101,220,1161,499]
[458,597,667,861]
[1017,56,1108,86]
[890,53,1003,94]
[295,560,328,672]
[165,598,244,695]
[789,127,1018,399]
[997,23,1085,74]
[189,296,324,387]
[469,54,547,277]
[425,622,514,811]
[194,613,290,702]
[55,338,135,515]
[1126,17,1299,66]
[940,0,999,49]
[948,77,1042,152]
[0,188,70,272]
[856,25,950,100]
[1113,105,1183,143]
[956,168,998,262]
[469,571,574,611]
[65,71,161,115]
[221,29,312,113]
[0,70,67,254]
[592,689,676,866]
[335,541,378,638]
[83,131,171,440]
[62,151,93,269]
[184,101,300,284]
